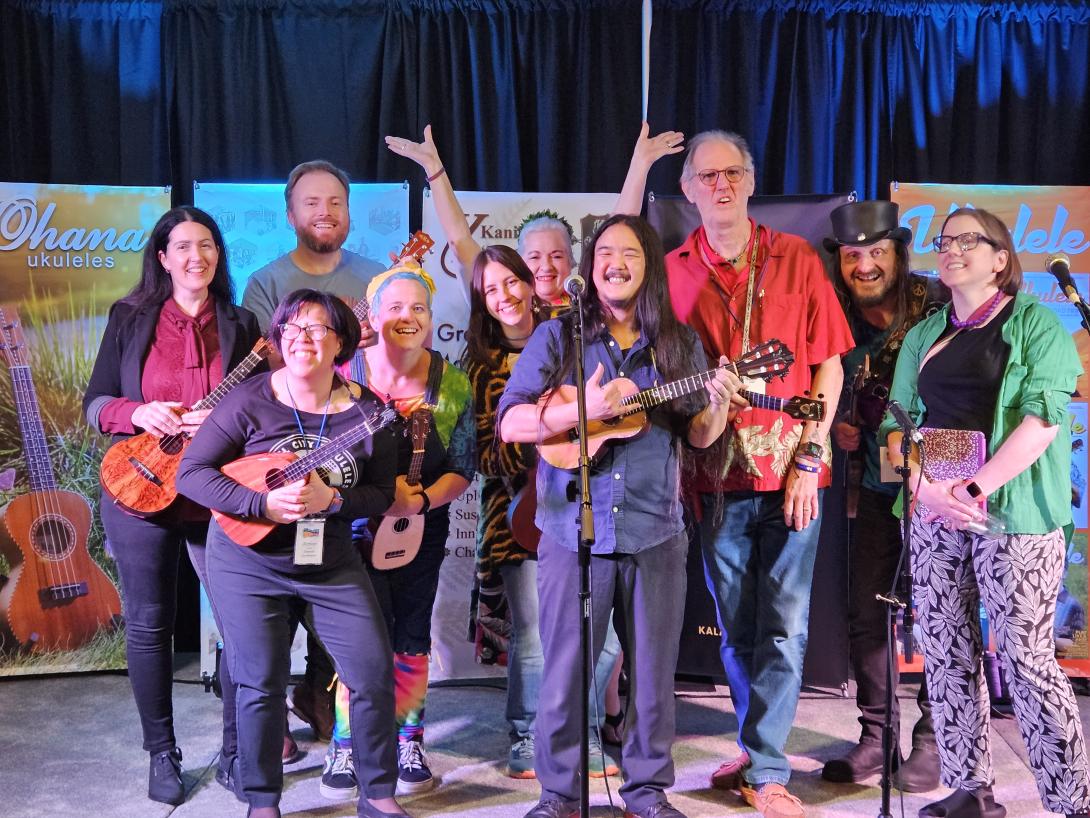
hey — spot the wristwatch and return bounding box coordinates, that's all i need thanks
[963,480,984,499]
[798,441,824,459]
[418,491,432,515]
[324,488,344,515]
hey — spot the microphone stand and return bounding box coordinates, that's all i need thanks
[568,282,595,818]
[875,431,915,818]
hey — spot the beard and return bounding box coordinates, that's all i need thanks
[849,274,897,309]
[296,222,348,255]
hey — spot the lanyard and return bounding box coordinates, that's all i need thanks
[284,379,331,448]
[697,225,764,353]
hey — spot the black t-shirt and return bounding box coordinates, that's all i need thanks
[918,299,1015,440]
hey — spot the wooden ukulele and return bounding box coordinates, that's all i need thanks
[98,337,273,518]
[505,466,540,553]
[348,230,435,333]
[537,340,797,470]
[213,404,399,546]
[371,408,432,570]
[0,304,122,652]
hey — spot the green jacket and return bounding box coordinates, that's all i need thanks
[878,292,1079,534]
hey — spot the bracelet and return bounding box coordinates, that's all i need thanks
[798,440,824,459]
[325,488,343,515]
[426,166,446,183]
[794,460,821,474]
[418,490,432,515]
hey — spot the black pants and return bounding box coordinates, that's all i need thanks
[102,497,237,758]
[849,487,933,748]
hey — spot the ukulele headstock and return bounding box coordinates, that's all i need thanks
[732,339,794,382]
[0,304,29,369]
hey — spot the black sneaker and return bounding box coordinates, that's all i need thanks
[148,746,184,806]
[319,742,358,801]
[215,753,245,803]
[396,739,436,794]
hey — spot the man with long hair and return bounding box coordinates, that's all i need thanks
[498,214,741,818]
[821,200,943,792]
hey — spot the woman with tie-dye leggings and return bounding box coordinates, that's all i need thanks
[881,207,1090,818]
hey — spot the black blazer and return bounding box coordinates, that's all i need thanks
[83,298,263,443]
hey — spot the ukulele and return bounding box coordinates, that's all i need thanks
[98,337,273,517]
[0,304,122,652]
[348,230,435,332]
[537,340,797,470]
[213,405,399,546]
[370,408,433,570]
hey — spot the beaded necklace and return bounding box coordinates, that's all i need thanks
[950,290,1004,329]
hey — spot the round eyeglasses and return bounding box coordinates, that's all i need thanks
[692,166,750,187]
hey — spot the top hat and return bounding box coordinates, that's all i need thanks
[822,200,912,253]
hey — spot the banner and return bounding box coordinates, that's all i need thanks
[892,182,1090,678]
[0,182,170,676]
[422,189,618,681]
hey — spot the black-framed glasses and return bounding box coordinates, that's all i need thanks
[932,232,1001,253]
[278,322,333,340]
[692,166,749,187]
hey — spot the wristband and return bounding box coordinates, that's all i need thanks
[418,491,432,515]
[325,488,343,515]
[794,460,821,474]
[427,166,446,183]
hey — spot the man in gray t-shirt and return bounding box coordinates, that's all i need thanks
[242,159,383,343]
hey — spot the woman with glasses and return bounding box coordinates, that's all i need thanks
[176,289,406,818]
[880,208,1090,818]
[84,205,263,807]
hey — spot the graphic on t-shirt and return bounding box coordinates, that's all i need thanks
[268,433,357,488]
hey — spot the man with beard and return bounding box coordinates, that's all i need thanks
[664,130,853,818]
[243,160,383,361]
[239,160,384,761]
[821,200,943,792]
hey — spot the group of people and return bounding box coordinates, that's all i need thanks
[82,124,1090,818]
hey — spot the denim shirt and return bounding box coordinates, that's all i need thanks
[496,316,708,554]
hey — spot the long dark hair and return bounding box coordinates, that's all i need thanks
[542,214,703,417]
[462,245,541,368]
[830,240,919,334]
[122,206,234,308]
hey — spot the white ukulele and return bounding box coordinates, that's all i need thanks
[370,409,431,569]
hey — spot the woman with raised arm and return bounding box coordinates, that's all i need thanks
[880,207,1090,818]
[175,289,406,818]
[83,206,262,808]
[384,122,684,304]
[317,263,476,802]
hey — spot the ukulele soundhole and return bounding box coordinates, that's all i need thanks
[393,517,411,533]
[30,514,76,560]
[158,436,186,456]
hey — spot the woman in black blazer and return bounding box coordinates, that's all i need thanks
[84,205,262,806]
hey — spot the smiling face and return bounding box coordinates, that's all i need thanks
[278,302,343,379]
[481,260,534,334]
[158,220,218,302]
[681,138,755,232]
[287,170,350,254]
[520,227,572,303]
[372,278,432,352]
[838,239,899,309]
[936,213,1009,294]
[592,223,646,312]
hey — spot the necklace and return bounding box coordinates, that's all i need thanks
[950,290,1005,329]
[720,224,754,266]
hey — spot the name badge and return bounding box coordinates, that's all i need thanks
[741,376,766,395]
[294,518,325,565]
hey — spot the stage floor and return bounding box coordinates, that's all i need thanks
[0,655,1075,817]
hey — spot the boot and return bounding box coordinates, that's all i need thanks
[148,746,184,806]
[893,744,940,793]
[822,741,892,783]
[918,786,1006,818]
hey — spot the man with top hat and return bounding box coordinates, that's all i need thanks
[821,200,944,792]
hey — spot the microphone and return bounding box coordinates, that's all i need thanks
[886,399,923,444]
[1048,254,1081,304]
[562,273,586,299]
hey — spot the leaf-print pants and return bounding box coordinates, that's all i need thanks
[912,519,1090,813]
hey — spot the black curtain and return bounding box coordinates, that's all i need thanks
[646,0,1090,201]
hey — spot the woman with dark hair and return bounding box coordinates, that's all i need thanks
[83,205,262,806]
[881,207,1090,818]
[175,288,405,818]
[498,214,741,818]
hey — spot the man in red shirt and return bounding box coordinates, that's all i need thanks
[665,130,853,818]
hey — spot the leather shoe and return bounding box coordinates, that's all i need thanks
[215,753,245,803]
[624,802,688,818]
[919,787,1006,818]
[893,745,941,793]
[358,799,413,817]
[821,741,891,784]
[524,799,578,818]
[148,746,184,806]
[288,680,335,741]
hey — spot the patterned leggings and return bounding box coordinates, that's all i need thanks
[911,519,1090,814]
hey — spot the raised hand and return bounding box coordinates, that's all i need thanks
[630,121,685,169]
[385,125,443,177]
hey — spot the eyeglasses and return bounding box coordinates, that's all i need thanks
[278,323,333,340]
[691,166,750,187]
[932,232,1001,254]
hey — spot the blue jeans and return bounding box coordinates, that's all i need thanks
[500,559,623,742]
[699,489,823,786]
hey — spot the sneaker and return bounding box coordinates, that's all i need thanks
[148,746,184,806]
[710,750,751,790]
[624,801,688,818]
[587,733,620,778]
[507,734,536,779]
[524,799,577,818]
[320,743,358,801]
[740,782,805,818]
[215,753,245,803]
[396,739,436,794]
